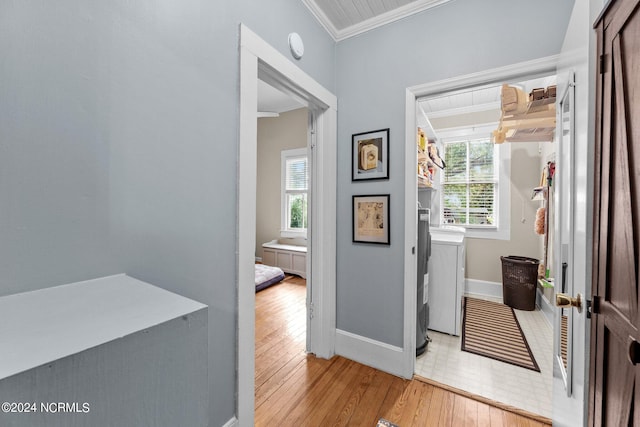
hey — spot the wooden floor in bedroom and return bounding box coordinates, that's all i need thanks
[254,276,551,427]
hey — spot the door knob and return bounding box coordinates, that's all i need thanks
[628,337,640,365]
[556,292,582,313]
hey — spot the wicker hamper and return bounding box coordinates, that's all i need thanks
[500,256,539,311]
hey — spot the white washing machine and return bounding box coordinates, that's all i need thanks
[428,226,466,336]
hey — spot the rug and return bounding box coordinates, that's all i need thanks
[461,297,540,372]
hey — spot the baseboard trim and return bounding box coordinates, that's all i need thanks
[537,289,554,328]
[254,257,262,263]
[465,279,503,300]
[222,416,239,427]
[335,329,405,377]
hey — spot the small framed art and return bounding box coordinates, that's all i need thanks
[352,128,389,181]
[352,194,390,245]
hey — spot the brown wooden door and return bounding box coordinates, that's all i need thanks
[590,0,640,425]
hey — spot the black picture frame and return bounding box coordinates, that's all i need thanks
[352,194,390,245]
[351,128,389,181]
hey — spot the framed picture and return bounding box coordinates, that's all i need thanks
[352,128,389,181]
[352,194,390,245]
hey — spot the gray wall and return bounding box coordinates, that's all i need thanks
[256,108,308,259]
[0,1,335,426]
[335,0,574,347]
[0,3,118,297]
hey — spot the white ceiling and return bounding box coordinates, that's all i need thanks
[417,75,557,140]
[301,0,452,41]
[257,80,304,116]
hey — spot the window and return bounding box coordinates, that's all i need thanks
[441,139,498,228]
[281,148,308,237]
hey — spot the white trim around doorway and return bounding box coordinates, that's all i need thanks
[402,55,560,378]
[238,24,337,427]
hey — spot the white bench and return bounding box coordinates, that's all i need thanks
[262,240,307,278]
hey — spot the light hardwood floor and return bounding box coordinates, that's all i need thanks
[255,275,551,426]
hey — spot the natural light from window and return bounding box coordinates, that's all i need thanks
[442,139,498,228]
[281,148,308,237]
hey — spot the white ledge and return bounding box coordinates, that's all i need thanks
[262,240,307,253]
[0,274,207,380]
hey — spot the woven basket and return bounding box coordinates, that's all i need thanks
[500,256,539,311]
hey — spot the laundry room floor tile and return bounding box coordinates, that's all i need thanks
[415,297,553,418]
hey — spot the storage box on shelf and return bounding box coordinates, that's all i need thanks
[417,127,441,189]
[492,84,557,144]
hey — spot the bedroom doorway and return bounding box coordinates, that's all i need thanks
[254,91,311,405]
[238,24,337,424]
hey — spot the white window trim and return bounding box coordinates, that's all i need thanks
[281,147,308,238]
[437,131,511,240]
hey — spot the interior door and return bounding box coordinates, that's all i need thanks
[590,1,640,424]
[552,72,588,427]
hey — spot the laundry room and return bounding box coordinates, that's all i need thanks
[412,74,560,417]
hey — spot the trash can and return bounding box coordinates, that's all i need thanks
[500,256,539,311]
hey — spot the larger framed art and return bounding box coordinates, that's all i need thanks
[352,194,390,245]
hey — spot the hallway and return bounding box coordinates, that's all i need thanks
[254,279,550,426]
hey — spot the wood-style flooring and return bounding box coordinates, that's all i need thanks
[255,275,551,426]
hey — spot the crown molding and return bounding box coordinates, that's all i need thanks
[302,0,452,42]
[300,0,340,40]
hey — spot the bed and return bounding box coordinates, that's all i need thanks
[255,264,285,292]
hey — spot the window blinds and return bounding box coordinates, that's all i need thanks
[286,157,308,191]
[443,140,496,226]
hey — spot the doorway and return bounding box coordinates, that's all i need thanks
[254,93,310,407]
[238,24,337,425]
[404,56,560,418]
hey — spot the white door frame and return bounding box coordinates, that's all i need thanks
[402,55,559,378]
[238,24,337,426]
